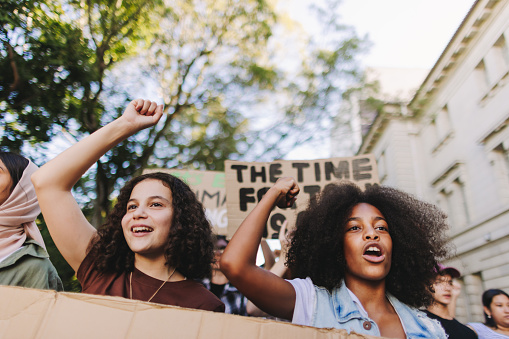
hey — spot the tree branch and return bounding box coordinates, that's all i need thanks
[3,40,21,91]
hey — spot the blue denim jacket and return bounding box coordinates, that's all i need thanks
[312,281,447,338]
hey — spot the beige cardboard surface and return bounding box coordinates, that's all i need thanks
[0,286,380,339]
[225,155,379,239]
[143,168,227,236]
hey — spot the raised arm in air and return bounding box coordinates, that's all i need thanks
[220,177,299,320]
[31,100,163,272]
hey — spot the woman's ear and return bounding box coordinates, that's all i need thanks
[483,305,491,318]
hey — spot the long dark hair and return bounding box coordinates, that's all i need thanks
[482,288,509,328]
[0,152,29,192]
[287,182,451,308]
[88,172,215,279]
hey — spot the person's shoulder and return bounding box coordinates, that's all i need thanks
[466,322,484,331]
[388,298,447,338]
[416,311,447,338]
[181,279,223,300]
[422,310,442,321]
[287,277,315,288]
[466,322,482,327]
[14,249,53,274]
[76,248,105,287]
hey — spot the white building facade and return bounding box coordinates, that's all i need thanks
[357,0,509,323]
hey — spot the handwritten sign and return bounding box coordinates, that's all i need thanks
[225,155,379,239]
[143,169,227,236]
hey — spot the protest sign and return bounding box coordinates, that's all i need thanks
[225,155,379,239]
[0,286,377,339]
[143,169,227,236]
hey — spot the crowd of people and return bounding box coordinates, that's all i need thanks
[1,99,508,338]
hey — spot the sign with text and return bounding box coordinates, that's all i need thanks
[225,155,379,239]
[143,169,227,236]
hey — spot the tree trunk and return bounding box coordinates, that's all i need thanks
[92,161,110,228]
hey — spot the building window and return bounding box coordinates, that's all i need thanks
[433,164,470,233]
[488,142,509,204]
[496,34,509,65]
[438,180,469,232]
[377,150,387,183]
[435,106,452,141]
[474,59,489,93]
[484,35,509,84]
[429,105,453,153]
[481,118,509,207]
[448,179,470,230]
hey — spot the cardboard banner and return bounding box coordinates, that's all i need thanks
[225,155,379,239]
[143,169,227,236]
[0,286,375,339]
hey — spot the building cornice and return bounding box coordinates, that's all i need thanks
[358,102,407,154]
[410,0,500,112]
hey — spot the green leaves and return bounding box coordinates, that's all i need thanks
[1,0,367,289]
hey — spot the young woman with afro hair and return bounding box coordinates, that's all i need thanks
[221,177,451,338]
[32,99,224,312]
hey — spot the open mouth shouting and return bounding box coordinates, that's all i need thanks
[362,243,385,263]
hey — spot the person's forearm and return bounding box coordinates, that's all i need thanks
[220,178,298,320]
[269,257,288,277]
[32,118,136,191]
[221,187,281,273]
[245,258,289,317]
[261,239,275,270]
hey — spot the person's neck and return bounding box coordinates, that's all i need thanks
[344,277,391,315]
[134,254,183,281]
[427,302,452,320]
[493,324,509,335]
[211,268,229,285]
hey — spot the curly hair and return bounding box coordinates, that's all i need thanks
[287,181,451,308]
[87,172,215,279]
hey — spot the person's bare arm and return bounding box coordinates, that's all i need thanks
[221,178,298,320]
[32,100,163,272]
[260,239,275,270]
[246,220,291,317]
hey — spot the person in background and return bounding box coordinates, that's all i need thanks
[0,152,62,290]
[424,264,477,338]
[201,235,247,315]
[468,289,509,338]
[221,178,449,338]
[31,99,223,311]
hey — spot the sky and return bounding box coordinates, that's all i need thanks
[284,0,476,69]
[338,0,475,69]
[280,0,476,161]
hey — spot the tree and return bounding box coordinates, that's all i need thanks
[1,0,162,226]
[126,0,277,171]
[139,0,368,164]
[241,0,368,160]
[1,0,163,290]
[1,0,367,290]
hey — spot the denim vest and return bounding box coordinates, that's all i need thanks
[312,281,447,338]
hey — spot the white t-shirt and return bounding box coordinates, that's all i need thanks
[287,277,315,325]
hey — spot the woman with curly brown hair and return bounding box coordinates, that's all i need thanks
[31,99,223,311]
[221,177,450,338]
